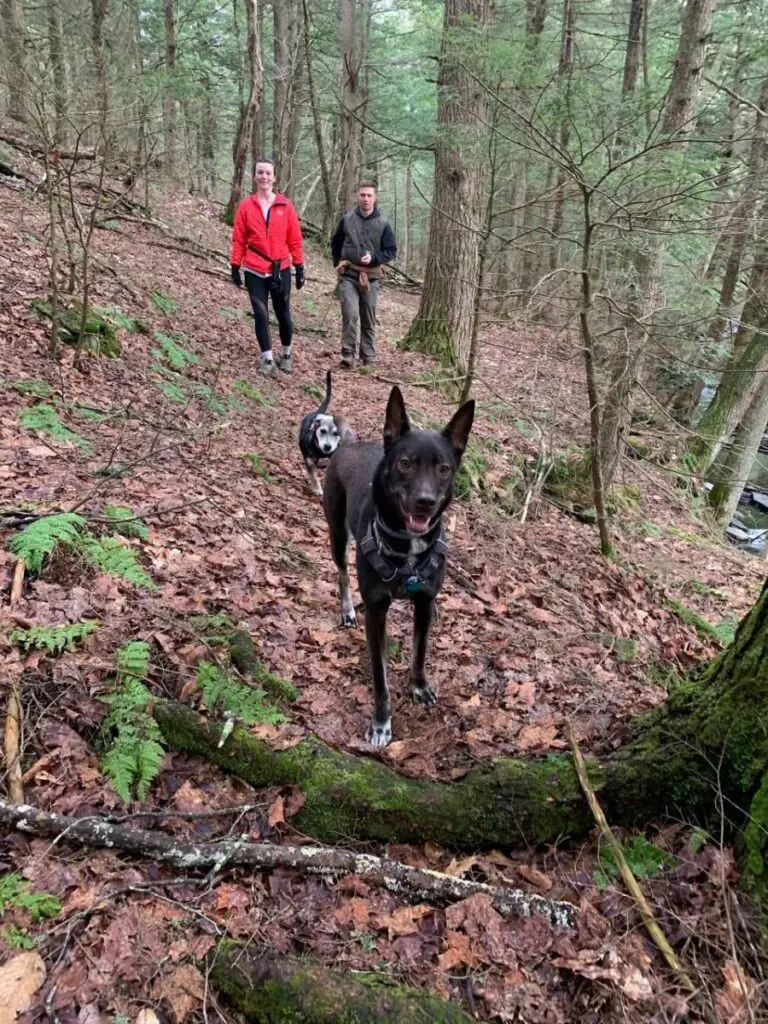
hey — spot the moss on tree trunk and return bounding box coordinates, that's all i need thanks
[208,941,475,1023]
[156,584,768,887]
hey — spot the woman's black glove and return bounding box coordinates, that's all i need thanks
[295,264,305,290]
[231,265,243,288]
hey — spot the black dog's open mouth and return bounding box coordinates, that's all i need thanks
[401,507,432,535]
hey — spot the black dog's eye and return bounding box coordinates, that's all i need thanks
[398,456,412,471]
[438,463,451,477]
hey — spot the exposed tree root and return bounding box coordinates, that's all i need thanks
[209,940,475,1023]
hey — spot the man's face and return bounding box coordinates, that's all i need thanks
[254,162,275,190]
[357,187,376,215]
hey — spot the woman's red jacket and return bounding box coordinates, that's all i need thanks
[229,193,304,273]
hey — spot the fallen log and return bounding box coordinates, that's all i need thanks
[153,699,596,850]
[0,799,574,925]
[209,941,474,1024]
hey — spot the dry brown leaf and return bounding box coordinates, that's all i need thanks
[267,794,285,827]
[0,951,47,1024]
[152,964,205,1023]
[517,723,559,751]
[334,897,370,929]
[375,904,431,939]
[136,1010,161,1024]
[437,930,477,971]
[444,854,478,878]
[516,863,553,891]
[716,960,757,1024]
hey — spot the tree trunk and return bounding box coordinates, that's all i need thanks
[153,575,768,893]
[400,0,495,368]
[201,75,217,197]
[548,0,574,271]
[706,75,768,344]
[163,0,178,175]
[1,0,27,123]
[210,943,475,1024]
[337,0,366,214]
[662,0,717,135]
[224,0,262,225]
[302,0,333,231]
[598,0,716,490]
[46,0,67,147]
[622,0,644,94]
[707,370,768,524]
[272,0,298,190]
[91,0,110,150]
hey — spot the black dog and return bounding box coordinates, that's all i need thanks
[299,370,354,495]
[322,385,475,746]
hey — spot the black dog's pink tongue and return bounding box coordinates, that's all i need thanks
[405,513,431,535]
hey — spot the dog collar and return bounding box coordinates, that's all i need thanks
[361,516,447,591]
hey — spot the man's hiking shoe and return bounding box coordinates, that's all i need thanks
[279,352,293,375]
[259,358,277,378]
[340,357,354,369]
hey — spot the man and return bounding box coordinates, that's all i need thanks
[330,182,397,369]
[230,158,305,377]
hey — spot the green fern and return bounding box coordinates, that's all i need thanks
[0,873,61,921]
[93,305,139,333]
[153,331,198,369]
[233,378,272,407]
[151,292,180,315]
[103,505,150,540]
[193,383,228,416]
[8,512,86,574]
[19,404,90,450]
[101,641,165,801]
[3,924,37,949]
[11,620,98,654]
[81,535,155,590]
[11,379,53,398]
[196,661,286,725]
[157,379,187,403]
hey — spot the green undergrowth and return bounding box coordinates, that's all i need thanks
[233,378,273,407]
[196,661,286,726]
[0,873,61,946]
[244,452,274,480]
[8,511,154,589]
[103,505,150,540]
[593,834,675,890]
[665,593,738,646]
[32,298,121,357]
[100,640,166,801]
[10,620,98,654]
[19,403,90,450]
[151,291,180,315]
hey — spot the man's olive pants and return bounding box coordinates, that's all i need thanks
[339,275,379,364]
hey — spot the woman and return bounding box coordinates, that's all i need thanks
[229,158,305,376]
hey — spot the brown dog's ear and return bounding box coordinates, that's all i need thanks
[383,386,410,448]
[443,399,475,459]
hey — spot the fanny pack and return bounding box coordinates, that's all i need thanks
[247,246,284,294]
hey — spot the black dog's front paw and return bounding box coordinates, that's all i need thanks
[412,682,437,706]
[366,717,392,747]
[340,610,358,628]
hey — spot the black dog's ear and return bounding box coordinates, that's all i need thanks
[443,400,475,459]
[383,386,410,448]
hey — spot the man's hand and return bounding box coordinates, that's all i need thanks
[360,252,372,266]
[231,265,243,288]
[295,264,305,290]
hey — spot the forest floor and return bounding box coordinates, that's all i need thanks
[0,149,766,1023]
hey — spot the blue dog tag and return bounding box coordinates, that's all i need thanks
[405,575,423,594]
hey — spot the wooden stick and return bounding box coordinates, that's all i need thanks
[0,799,576,927]
[6,558,25,802]
[10,558,25,604]
[568,726,695,993]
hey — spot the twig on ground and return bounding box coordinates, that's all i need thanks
[0,799,577,927]
[6,558,26,803]
[568,725,696,993]
[10,558,26,603]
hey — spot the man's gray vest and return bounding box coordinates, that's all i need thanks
[340,208,389,264]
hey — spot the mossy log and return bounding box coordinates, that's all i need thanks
[227,628,298,705]
[208,941,475,1024]
[32,299,121,357]
[156,582,768,877]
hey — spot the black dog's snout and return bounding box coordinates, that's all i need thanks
[414,492,437,513]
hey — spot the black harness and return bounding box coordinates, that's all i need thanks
[360,515,447,594]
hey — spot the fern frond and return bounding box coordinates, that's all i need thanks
[103,505,150,541]
[153,331,198,369]
[10,620,98,654]
[0,873,61,921]
[8,512,86,574]
[19,404,90,449]
[81,535,155,590]
[196,661,286,725]
[101,639,165,801]
[114,640,151,681]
